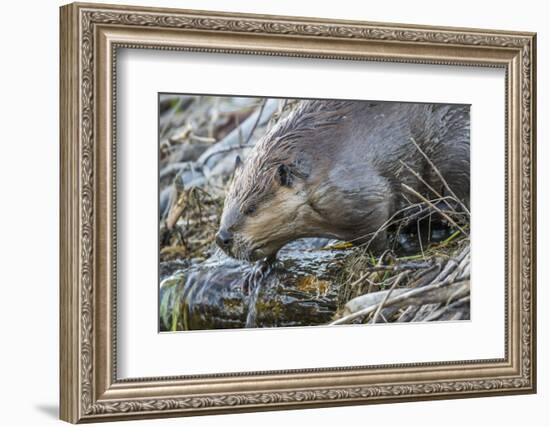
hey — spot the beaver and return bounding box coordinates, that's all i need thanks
[216,100,470,261]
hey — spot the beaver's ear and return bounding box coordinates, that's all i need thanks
[235,155,243,169]
[277,164,293,187]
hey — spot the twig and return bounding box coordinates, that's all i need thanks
[370,272,408,324]
[199,100,268,167]
[431,245,469,283]
[343,196,457,249]
[399,159,457,213]
[189,133,216,143]
[396,305,420,322]
[345,272,371,290]
[417,219,425,259]
[199,143,254,165]
[160,162,191,180]
[244,99,267,146]
[401,183,468,236]
[331,277,469,325]
[361,261,432,273]
[422,296,470,322]
[409,137,470,216]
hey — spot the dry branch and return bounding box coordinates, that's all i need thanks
[370,272,408,324]
[331,279,470,325]
[401,183,468,236]
[409,137,470,215]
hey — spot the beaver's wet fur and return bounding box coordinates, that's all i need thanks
[216,100,470,261]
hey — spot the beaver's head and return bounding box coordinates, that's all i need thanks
[215,100,353,261]
[216,146,313,262]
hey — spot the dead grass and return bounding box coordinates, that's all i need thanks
[335,230,469,312]
[160,185,225,261]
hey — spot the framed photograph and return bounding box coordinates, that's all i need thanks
[60,2,537,423]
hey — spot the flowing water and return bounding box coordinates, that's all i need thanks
[159,238,345,331]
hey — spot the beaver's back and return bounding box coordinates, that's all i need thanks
[301,100,470,209]
[350,101,470,206]
[293,100,470,246]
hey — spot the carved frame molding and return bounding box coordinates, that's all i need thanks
[60,2,536,423]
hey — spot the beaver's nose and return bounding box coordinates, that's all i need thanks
[215,229,233,250]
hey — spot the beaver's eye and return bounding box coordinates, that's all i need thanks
[244,205,256,215]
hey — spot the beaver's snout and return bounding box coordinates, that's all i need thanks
[215,229,233,253]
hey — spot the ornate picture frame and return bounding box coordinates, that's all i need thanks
[60,2,536,423]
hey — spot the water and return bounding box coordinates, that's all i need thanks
[159,239,344,331]
[244,264,267,328]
